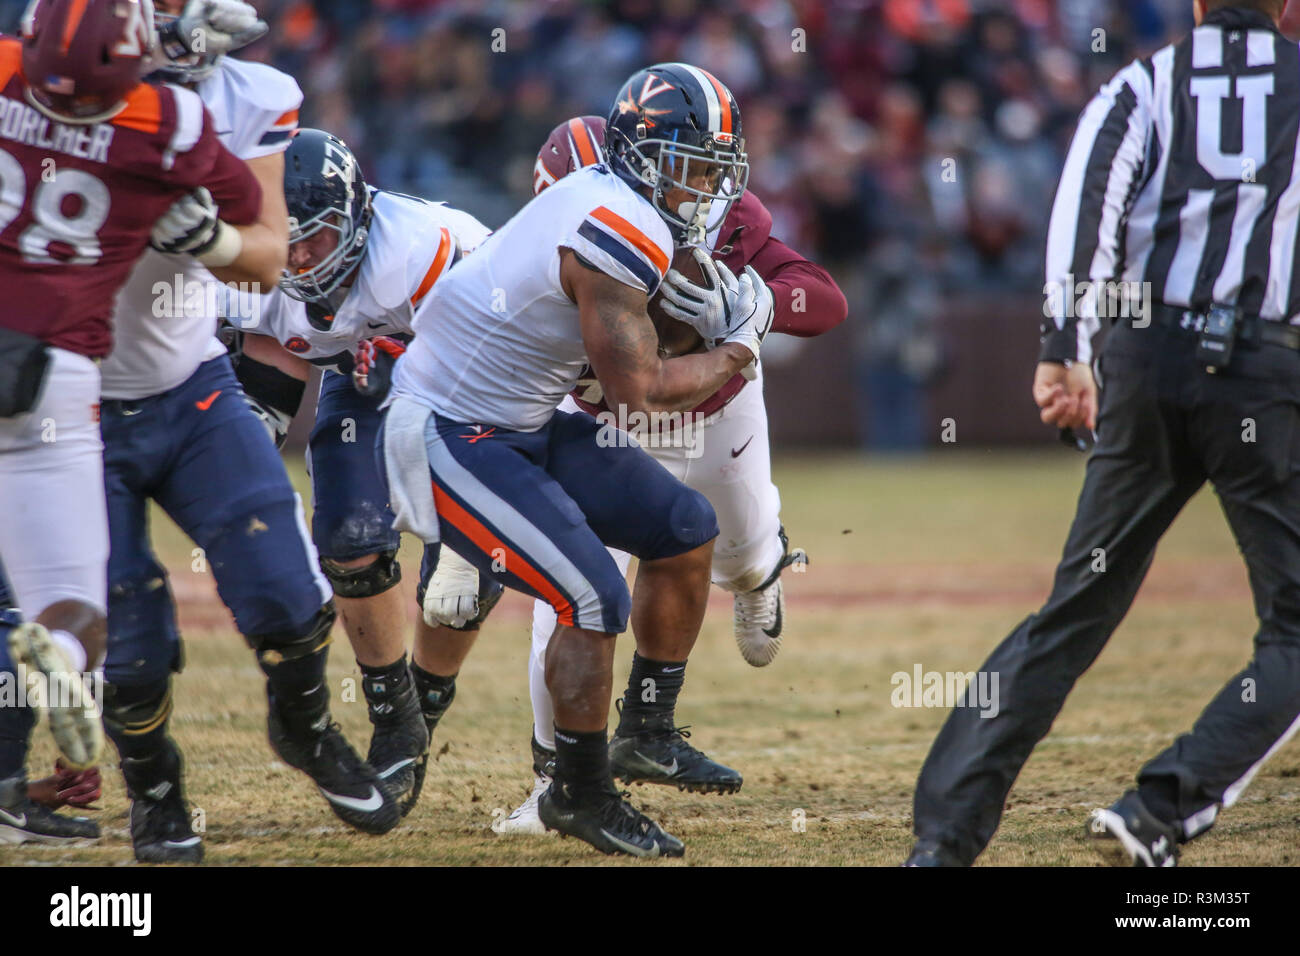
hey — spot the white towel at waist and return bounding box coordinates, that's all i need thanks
[383,396,441,545]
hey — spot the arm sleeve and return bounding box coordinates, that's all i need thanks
[1042,57,1154,365]
[747,237,848,337]
[566,204,672,296]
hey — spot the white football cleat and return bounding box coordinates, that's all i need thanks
[734,578,786,667]
[492,774,555,836]
[7,623,103,770]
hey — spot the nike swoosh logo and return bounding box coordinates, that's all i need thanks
[662,665,685,674]
[164,836,202,847]
[318,785,386,813]
[121,408,142,417]
[633,751,679,776]
[0,807,27,827]
[600,828,659,857]
[377,757,416,779]
[731,436,754,458]
[762,596,782,639]
[366,321,386,330]
[195,390,222,411]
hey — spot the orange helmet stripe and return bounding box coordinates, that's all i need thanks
[60,0,91,55]
[568,117,599,168]
[697,68,732,136]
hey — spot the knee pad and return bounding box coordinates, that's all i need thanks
[245,600,335,667]
[320,550,401,599]
[102,676,173,744]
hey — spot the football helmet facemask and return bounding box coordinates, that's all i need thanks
[606,62,748,246]
[279,129,373,319]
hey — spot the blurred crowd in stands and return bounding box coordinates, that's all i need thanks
[0,0,1217,448]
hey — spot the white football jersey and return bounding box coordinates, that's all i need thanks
[99,58,301,400]
[244,190,492,364]
[391,165,673,431]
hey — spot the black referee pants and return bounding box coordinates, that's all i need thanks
[913,317,1300,865]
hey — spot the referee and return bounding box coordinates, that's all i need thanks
[906,0,1300,867]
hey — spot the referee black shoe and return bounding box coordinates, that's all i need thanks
[537,779,684,858]
[268,708,400,835]
[1088,790,1179,867]
[0,774,99,845]
[902,840,963,867]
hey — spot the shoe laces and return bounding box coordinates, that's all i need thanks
[734,585,777,629]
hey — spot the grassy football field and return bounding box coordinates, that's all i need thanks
[5,449,1298,867]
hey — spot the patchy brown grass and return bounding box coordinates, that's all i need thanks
[5,451,1297,866]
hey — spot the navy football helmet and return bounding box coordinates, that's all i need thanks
[606,62,748,245]
[280,129,373,318]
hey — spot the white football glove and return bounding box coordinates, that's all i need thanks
[151,187,218,254]
[165,0,268,58]
[150,187,242,266]
[657,248,730,343]
[720,265,775,380]
[423,548,481,629]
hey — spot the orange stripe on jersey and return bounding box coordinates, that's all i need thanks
[60,0,90,54]
[698,68,732,136]
[411,228,453,304]
[111,81,163,134]
[431,483,576,627]
[568,117,598,167]
[272,108,299,129]
[590,206,669,277]
[0,38,21,89]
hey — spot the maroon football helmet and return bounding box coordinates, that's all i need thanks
[20,0,156,124]
[533,115,606,195]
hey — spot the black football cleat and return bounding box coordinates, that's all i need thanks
[609,721,743,794]
[268,709,400,835]
[1088,790,1179,867]
[120,744,203,863]
[902,840,964,867]
[364,670,430,817]
[537,780,684,858]
[0,774,99,845]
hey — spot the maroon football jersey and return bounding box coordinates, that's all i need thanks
[0,38,262,357]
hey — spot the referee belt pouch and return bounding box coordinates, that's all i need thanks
[0,326,51,417]
[1150,303,1300,374]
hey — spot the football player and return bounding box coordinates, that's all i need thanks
[92,2,401,864]
[435,113,848,833]
[0,563,101,844]
[382,62,772,857]
[232,128,498,815]
[0,0,272,832]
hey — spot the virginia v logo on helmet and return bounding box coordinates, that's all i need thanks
[606,62,748,247]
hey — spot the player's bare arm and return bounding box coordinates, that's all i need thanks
[206,152,290,288]
[562,248,752,415]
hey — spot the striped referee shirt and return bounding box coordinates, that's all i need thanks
[1042,6,1300,364]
